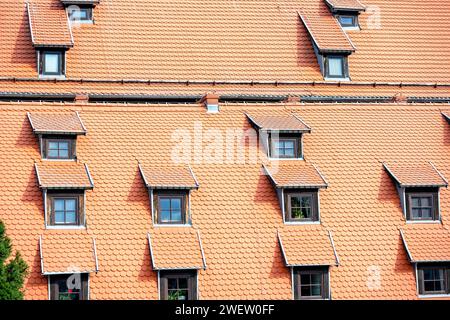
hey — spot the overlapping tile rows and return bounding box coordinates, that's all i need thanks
[148,228,206,270]
[299,10,356,52]
[27,1,73,47]
[400,226,450,263]
[0,102,447,299]
[278,225,338,266]
[40,231,98,274]
[383,162,448,188]
[139,164,199,189]
[28,112,86,135]
[2,0,450,83]
[246,113,311,132]
[35,161,93,189]
[264,160,328,189]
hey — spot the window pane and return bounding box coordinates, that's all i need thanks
[412,208,420,218]
[291,196,301,208]
[55,211,65,223]
[160,199,171,211]
[171,210,182,222]
[301,196,311,207]
[59,149,69,158]
[328,57,344,77]
[65,199,77,211]
[411,197,420,207]
[300,285,311,297]
[49,142,59,150]
[54,199,65,211]
[65,211,77,224]
[421,208,432,218]
[168,278,177,290]
[168,289,188,300]
[300,274,311,285]
[178,278,188,289]
[44,53,60,74]
[421,197,432,207]
[171,198,181,210]
[48,149,58,158]
[311,284,322,296]
[160,210,171,222]
[339,16,354,26]
[311,274,322,285]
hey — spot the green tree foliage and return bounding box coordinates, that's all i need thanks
[0,220,28,300]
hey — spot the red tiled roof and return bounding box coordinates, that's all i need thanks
[139,164,199,189]
[299,11,356,53]
[40,231,98,274]
[148,228,206,270]
[2,0,450,83]
[27,2,73,48]
[27,112,87,135]
[278,226,338,266]
[246,112,311,132]
[384,162,448,188]
[1,102,449,299]
[400,226,450,263]
[35,161,94,189]
[264,160,328,189]
[325,0,366,11]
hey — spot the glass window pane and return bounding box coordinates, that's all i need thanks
[160,199,170,211]
[48,149,58,158]
[44,53,59,74]
[421,208,432,218]
[168,278,177,290]
[300,285,311,297]
[171,210,182,222]
[178,278,188,289]
[160,210,171,222]
[55,211,65,223]
[54,199,65,211]
[59,149,69,158]
[59,142,69,150]
[301,196,311,207]
[421,197,432,207]
[412,208,420,218]
[65,211,77,224]
[423,269,434,280]
[328,57,344,77]
[171,198,181,210]
[411,197,420,207]
[49,142,58,149]
[311,285,322,296]
[300,274,311,285]
[339,16,354,26]
[65,199,77,211]
[311,274,322,285]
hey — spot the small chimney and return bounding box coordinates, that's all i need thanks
[201,93,220,113]
[75,93,89,104]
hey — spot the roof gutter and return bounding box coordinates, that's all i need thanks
[1,77,450,88]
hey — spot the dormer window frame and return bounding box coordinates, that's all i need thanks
[38,49,66,78]
[404,187,440,223]
[40,135,77,161]
[336,14,360,29]
[44,189,87,230]
[268,132,304,160]
[151,189,191,226]
[323,54,350,81]
[67,5,95,24]
[283,188,321,224]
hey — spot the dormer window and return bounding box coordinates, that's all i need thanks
[337,15,358,28]
[324,0,365,30]
[68,6,94,23]
[139,164,199,226]
[324,55,348,79]
[27,112,87,161]
[299,12,355,81]
[40,51,65,77]
[245,113,311,160]
[384,163,448,222]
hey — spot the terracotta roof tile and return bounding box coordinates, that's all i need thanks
[40,231,98,274]
[325,0,366,11]
[278,225,338,266]
[27,2,73,48]
[299,10,356,53]
[264,160,328,189]
[139,164,199,189]
[27,112,87,135]
[401,226,450,262]
[35,161,94,189]
[443,112,450,122]
[246,112,311,132]
[148,228,206,270]
[384,162,448,188]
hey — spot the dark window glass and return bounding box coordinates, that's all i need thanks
[285,191,319,222]
[294,267,329,300]
[406,190,438,221]
[50,273,88,300]
[338,15,357,27]
[270,135,301,159]
[158,196,183,223]
[418,266,449,295]
[160,271,197,300]
[40,51,64,76]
